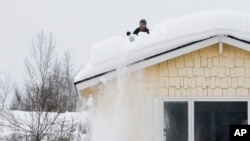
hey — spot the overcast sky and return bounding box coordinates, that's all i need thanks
[0,0,250,85]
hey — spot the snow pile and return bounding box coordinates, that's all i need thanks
[75,10,250,83]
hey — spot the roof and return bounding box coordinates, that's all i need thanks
[74,10,250,90]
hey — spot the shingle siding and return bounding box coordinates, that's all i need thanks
[156,43,250,97]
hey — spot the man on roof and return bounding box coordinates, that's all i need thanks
[133,19,150,35]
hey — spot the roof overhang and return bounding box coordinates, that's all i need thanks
[74,35,250,92]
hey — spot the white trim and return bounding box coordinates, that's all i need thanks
[248,100,250,125]
[219,41,223,55]
[153,97,162,141]
[75,36,250,91]
[190,99,194,141]
[158,96,250,101]
[75,72,115,92]
[222,37,250,52]
[155,97,250,141]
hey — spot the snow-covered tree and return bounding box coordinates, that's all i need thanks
[1,31,82,141]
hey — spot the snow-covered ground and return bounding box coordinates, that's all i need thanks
[0,110,87,141]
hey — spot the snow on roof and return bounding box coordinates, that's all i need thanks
[74,10,250,85]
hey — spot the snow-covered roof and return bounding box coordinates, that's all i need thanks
[74,10,250,90]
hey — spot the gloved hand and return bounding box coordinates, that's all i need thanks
[126,31,131,36]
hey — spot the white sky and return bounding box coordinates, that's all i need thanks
[0,0,250,85]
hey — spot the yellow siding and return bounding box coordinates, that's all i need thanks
[79,85,99,98]
[157,43,250,97]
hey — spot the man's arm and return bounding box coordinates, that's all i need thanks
[133,28,140,35]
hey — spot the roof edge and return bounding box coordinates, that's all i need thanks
[74,35,250,90]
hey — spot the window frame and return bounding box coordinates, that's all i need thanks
[154,97,250,141]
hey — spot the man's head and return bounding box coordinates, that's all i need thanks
[139,19,147,29]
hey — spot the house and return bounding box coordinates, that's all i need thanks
[74,10,250,141]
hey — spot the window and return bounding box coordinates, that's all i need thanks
[194,102,247,141]
[161,99,248,141]
[164,102,188,141]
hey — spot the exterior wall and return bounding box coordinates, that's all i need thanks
[79,43,250,141]
[157,43,250,97]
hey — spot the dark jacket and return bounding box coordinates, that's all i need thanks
[133,27,150,35]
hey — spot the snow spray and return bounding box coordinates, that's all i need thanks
[80,44,154,141]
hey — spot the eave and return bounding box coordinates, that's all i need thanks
[74,35,250,92]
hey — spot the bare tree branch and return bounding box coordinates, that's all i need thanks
[3,31,83,141]
[0,73,12,110]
